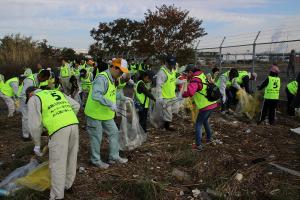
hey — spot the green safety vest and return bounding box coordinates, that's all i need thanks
[216,71,231,88]
[117,77,127,90]
[1,77,19,97]
[193,73,217,110]
[264,76,281,99]
[84,71,116,120]
[130,64,137,75]
[81,73,92,92]
[36,90,79,136]
[60,65,70,78]
[73,68,80,76]
[39,80,49,88]
[135,80,150,108]
[138,63,144,72]
[161,67,176,99]
[236,71,249,85]
[287,81,298,96]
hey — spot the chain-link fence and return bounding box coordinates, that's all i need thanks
[194,28,300,99]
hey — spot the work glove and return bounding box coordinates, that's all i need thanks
[110,104,118,112]
[222,96,226,104]
[33,146,43,157]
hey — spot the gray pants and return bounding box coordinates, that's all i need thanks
[20,98,30,138]
[0,92,15,117]
[60,77,71,95]
[86,117,120,164]
[49,125,79,200]
[162,98,176,122]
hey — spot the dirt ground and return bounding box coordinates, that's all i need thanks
[0,97,300,200]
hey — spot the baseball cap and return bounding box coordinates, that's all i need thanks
[112,58,129,73]
[165,54,176,66]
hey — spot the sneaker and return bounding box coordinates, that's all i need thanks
[91,161,110,169]
[192,144,204,151]
[108,156,128,164]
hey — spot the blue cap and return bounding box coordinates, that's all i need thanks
[166,54,176,66]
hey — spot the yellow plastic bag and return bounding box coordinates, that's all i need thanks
[236,89,261,119]
[184,98,199,123]
[16,161,50,191]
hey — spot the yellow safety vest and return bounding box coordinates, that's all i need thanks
[193,73,217,110]
[35,90,79,135]
[236,71,249,85]
[84,71,116,120]
[287,81,298,96]
[216,71,231,88]
[135,80,150,108]
[1,77,19,97]
[60,65,70,78]
[264,76,281,99]
[161,66,176,99]
[81,73,92,92]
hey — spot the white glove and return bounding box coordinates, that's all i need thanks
[128,79,134,85]
[110,104,118,112]
[222,95,226,104]
[33,146,43,157]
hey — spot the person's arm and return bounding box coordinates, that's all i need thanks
[27,96,43,146]
[137,82,155,101]
[10,81,19,97]
[20,79,33,99]
[258,78,269,90]
[156,70,167,98]
[231,78,241,90]
[242,76,250,93]
[64,95,80,114]
[91,75,114,107]
[182,77,203,98]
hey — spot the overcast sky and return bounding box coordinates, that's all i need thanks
[1,0,299,50]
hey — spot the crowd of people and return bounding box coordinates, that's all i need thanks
[0,54,299,200]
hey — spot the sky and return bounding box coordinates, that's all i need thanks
[1,0,299,51]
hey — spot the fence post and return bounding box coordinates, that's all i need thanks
[219,37,226,71]
[252,31,261,91]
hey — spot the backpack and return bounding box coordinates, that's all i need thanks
[201,82,221,101]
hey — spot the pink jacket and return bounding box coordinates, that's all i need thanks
[183,71,218,112]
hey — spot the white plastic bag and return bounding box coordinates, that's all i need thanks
[119,98,147,151]
[149,100,165,128]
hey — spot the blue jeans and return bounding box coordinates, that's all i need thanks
[195,109,213,145]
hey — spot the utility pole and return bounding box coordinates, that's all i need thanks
[194,40,201,66]
[252,31,261,92]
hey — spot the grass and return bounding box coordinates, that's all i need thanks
[171,149,198,167]
[98,179,164,200]
[3,188,48,200]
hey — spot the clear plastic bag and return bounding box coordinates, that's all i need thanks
[0,159,39,192]
[149,100,165,128]
[119,98,147,151]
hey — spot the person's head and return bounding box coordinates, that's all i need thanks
[87,60,94,67]
[80,60,85,65]
[37,69,50,82]
[269,65,280,76]
[37,63,42,69]
[291,49,295,54]
[250,72,257,81]
[165,54,176,69]
[229,68,238,80]
[212,67,220,75]
[25,86,37,103]
[140,70,154,83]
[184,64,199,79]
[61,58,66,65]
[110,58,129,79]
[79,69,87,78]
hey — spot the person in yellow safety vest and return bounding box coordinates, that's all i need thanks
[26,87,80,200]
[23,68,33,77]
[156,54,183,131]
[72,61,81,79]
[0,75,23,117]
[129,62,138,80]
[0,74,5,91]
[286,75,299,116]
[206,67,220,84]
[60,58,72,95]
[258,65,281,125]
[86,59,95,74]
[134,70,156,132]
[79,69,93,106]
[19,70,50,141]
[79,59,87,71]
[181,65,219,151]
[84,58,129,169]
